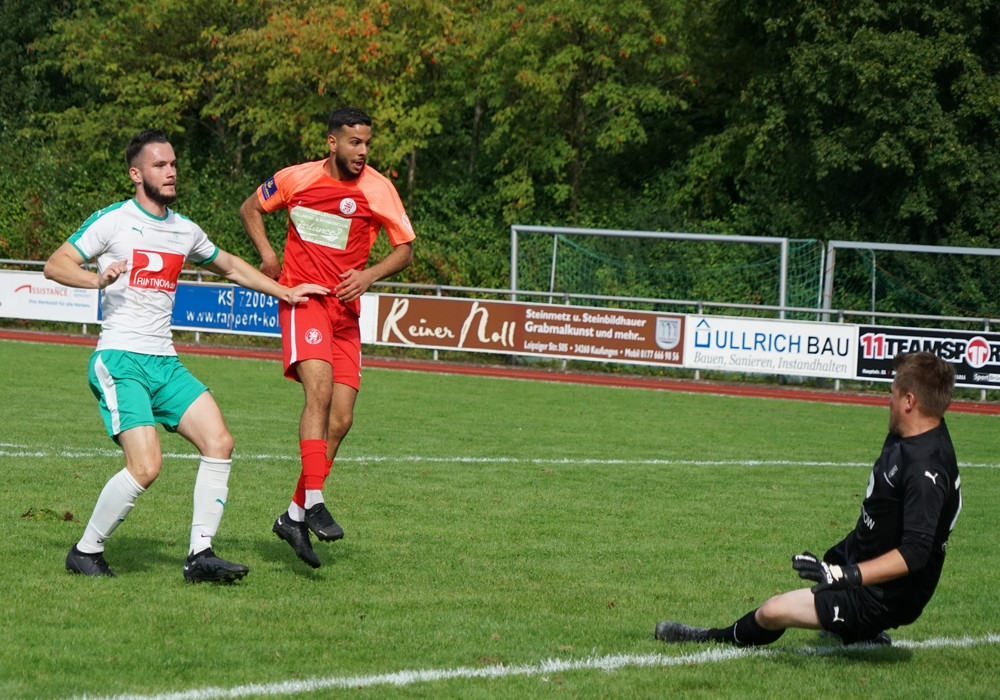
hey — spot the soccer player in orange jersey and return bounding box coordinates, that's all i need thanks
[240,107,415,568]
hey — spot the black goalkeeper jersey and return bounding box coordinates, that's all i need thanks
[825,419,960,619]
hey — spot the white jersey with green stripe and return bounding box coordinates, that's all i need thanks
[68,199,219,355]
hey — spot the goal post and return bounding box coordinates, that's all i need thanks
[510,225,814,319]
[822,240,1000,327]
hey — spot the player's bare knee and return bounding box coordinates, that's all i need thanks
[127,459,162,487]
[202,429,235,460]
[755,598,784,630]
[304,382,333,410]
[329,413,353,441]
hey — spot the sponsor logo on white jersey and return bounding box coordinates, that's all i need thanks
[129,250,185,292]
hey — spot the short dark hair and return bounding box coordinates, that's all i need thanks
[126,129,169,167]
[892,351,955,417]
[327,107,372,134]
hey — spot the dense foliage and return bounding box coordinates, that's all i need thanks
[2,0,998,299]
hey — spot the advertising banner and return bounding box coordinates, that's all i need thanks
[857,326,1000,388]
[372,294,684,366]
[685,315,857,379]
[171,281,282,336]
[0,270,98,323]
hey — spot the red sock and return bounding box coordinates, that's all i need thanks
[292,474,307,510]
[294,440,327,507]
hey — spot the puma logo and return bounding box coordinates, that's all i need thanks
[832,606,845,623]
[924,471,939,485]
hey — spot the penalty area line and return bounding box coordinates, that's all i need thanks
[68,634,1000,700]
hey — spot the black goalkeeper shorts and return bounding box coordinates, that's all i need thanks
[813,586,915,644]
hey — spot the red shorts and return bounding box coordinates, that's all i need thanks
[279,296,362,390]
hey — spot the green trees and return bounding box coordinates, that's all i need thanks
[2,0,999,297]
[453,1,689,222]
[678,0,1000,246]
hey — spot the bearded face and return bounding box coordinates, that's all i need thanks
[142,178,177,206]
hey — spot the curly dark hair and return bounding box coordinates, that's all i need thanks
[327,107,372,134]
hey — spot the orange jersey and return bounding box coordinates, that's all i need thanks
[256,159,415,314]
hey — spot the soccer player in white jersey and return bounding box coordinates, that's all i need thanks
[44,129,329,582]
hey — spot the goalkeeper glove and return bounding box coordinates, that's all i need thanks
[792,551,861,593]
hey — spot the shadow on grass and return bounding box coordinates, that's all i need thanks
[82,536,186,576]
[784,637,914,665]
[255,531,350,577]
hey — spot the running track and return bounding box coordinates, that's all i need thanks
[4,329,999,415]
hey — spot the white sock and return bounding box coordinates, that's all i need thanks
[78,469,145,554]
[189,456,231,555]
[304,489,325,509]
[287,501,305,521]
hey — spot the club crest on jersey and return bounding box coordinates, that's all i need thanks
[305,328,323,345]
[340,198,357,216]
[130,250,185,292]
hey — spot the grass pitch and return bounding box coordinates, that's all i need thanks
[1,338,999,699]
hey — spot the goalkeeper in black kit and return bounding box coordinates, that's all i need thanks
[656,351,961,647]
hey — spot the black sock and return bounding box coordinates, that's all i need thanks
[711,609,785,646]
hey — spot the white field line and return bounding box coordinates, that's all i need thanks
[67,633,1000,700]
[3,444,1000,469]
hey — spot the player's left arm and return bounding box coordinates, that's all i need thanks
[855,463,948,585]
[335,178,416,303]
[793,547,908,591]
[203,249,329,304]
[892,456,952,573]
[855,548,909,585]
[797,456,952,591]
[334,241,413,303]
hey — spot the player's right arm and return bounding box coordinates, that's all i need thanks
[239,192,282,280]
[44,242,126,290]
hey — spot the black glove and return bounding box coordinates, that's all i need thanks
[792,551,862,593]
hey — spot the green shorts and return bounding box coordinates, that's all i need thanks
[88,350,208,440]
